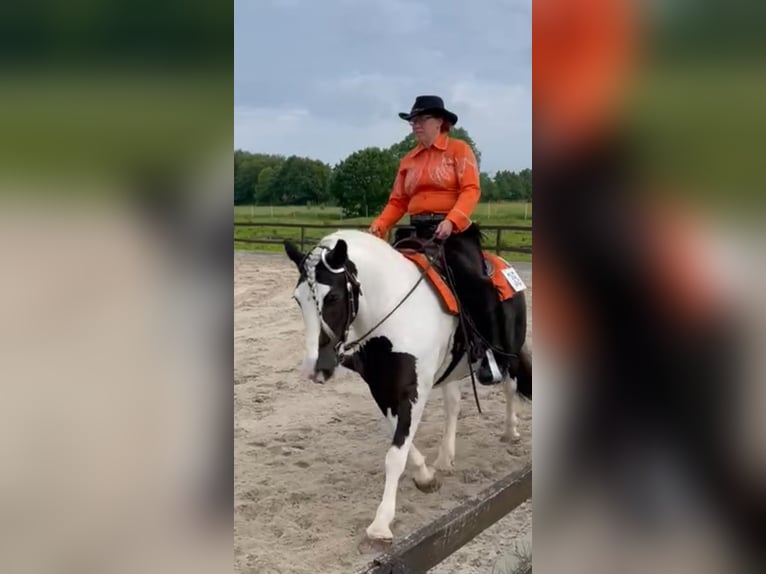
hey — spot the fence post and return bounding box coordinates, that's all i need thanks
[299,226,305,252]
[495,227,502,255]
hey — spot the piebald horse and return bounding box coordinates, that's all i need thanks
[284,229,531,541]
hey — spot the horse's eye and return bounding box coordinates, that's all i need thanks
[325,294,339,304]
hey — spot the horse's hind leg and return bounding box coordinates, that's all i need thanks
[434,380,461,471]
[501,375,521,442]
[497,295,525,442]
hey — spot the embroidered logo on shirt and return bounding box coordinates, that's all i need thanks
[430,154,456,189]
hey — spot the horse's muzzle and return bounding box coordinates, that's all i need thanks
[308,368,333,384]
[316,345,338,369]
[307,346,337,383]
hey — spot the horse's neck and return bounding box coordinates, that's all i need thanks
[348,245,417,337]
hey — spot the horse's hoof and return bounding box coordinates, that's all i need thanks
[500,431,521,443]
[413,475,441,493]
[366,523,393,542]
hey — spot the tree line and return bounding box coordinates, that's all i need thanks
[234,128,531,218]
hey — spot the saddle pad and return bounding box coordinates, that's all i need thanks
[400,251,459,315]
[482,252,525,301]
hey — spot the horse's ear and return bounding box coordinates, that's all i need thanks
[325,239,348,270]
[283,240,304,268]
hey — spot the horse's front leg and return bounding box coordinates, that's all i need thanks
[366,374,432,541]
[378,423,437,492]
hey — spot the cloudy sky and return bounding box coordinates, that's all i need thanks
[234,0,531,175]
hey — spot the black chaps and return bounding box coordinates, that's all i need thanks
[396,215,500,358]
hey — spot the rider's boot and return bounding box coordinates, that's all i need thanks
[474,309,504,385]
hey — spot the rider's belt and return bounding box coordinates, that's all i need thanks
[410,213,446,225]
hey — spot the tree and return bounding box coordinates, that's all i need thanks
[234,150,285,205]
[329,147,399,218]
[254,166,276,204]
[479,171,499,202]
[387,126,482,168]
[233,152,259,205]
[518,168,532,200]
[493,170,522,200]
[267,155,332,205]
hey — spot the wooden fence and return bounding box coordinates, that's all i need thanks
[354,465,532,574]
[234,222,532,257]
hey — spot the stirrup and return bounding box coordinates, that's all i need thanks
[484,350,503,383]
[474,349,503,384]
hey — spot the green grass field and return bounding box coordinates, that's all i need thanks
[234,201,532,262]
[235,201,531,225]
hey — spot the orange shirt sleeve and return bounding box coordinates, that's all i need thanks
[372,167,409,236]
[445,143,481,232]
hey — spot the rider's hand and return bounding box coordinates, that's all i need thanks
[434,219,454,240]
[368,224,381,237]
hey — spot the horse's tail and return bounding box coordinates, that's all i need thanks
[516,345,532,400]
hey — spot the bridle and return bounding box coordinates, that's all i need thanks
[312,247,361,359]
[302,237,500,415]
[304,241,439,364]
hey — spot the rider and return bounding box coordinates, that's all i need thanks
[368,95,503,384]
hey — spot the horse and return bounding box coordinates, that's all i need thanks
[283,228,531,541]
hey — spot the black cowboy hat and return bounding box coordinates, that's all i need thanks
[398,95,458,126]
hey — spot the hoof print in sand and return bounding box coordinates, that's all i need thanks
[460,469,482,484]
[500,432,521,444]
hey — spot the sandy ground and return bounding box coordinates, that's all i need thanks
[234,251,532,574]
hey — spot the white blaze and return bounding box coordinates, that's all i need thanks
[294,279,330,377]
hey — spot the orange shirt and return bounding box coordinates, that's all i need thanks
[372,132,481,236]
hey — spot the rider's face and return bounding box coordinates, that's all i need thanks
[410,115,443,144]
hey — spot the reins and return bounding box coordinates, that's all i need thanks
[308,234,519,415]
[339,237,484,415]
[341,237,438,353]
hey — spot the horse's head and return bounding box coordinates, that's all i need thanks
[284,237,360,383]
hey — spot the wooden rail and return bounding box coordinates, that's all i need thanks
[354,464,532,574]
[234,222,532,257]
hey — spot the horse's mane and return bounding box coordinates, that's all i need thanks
[317,229,390,251]
[314,229,399,262]
[308,229,414,285]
